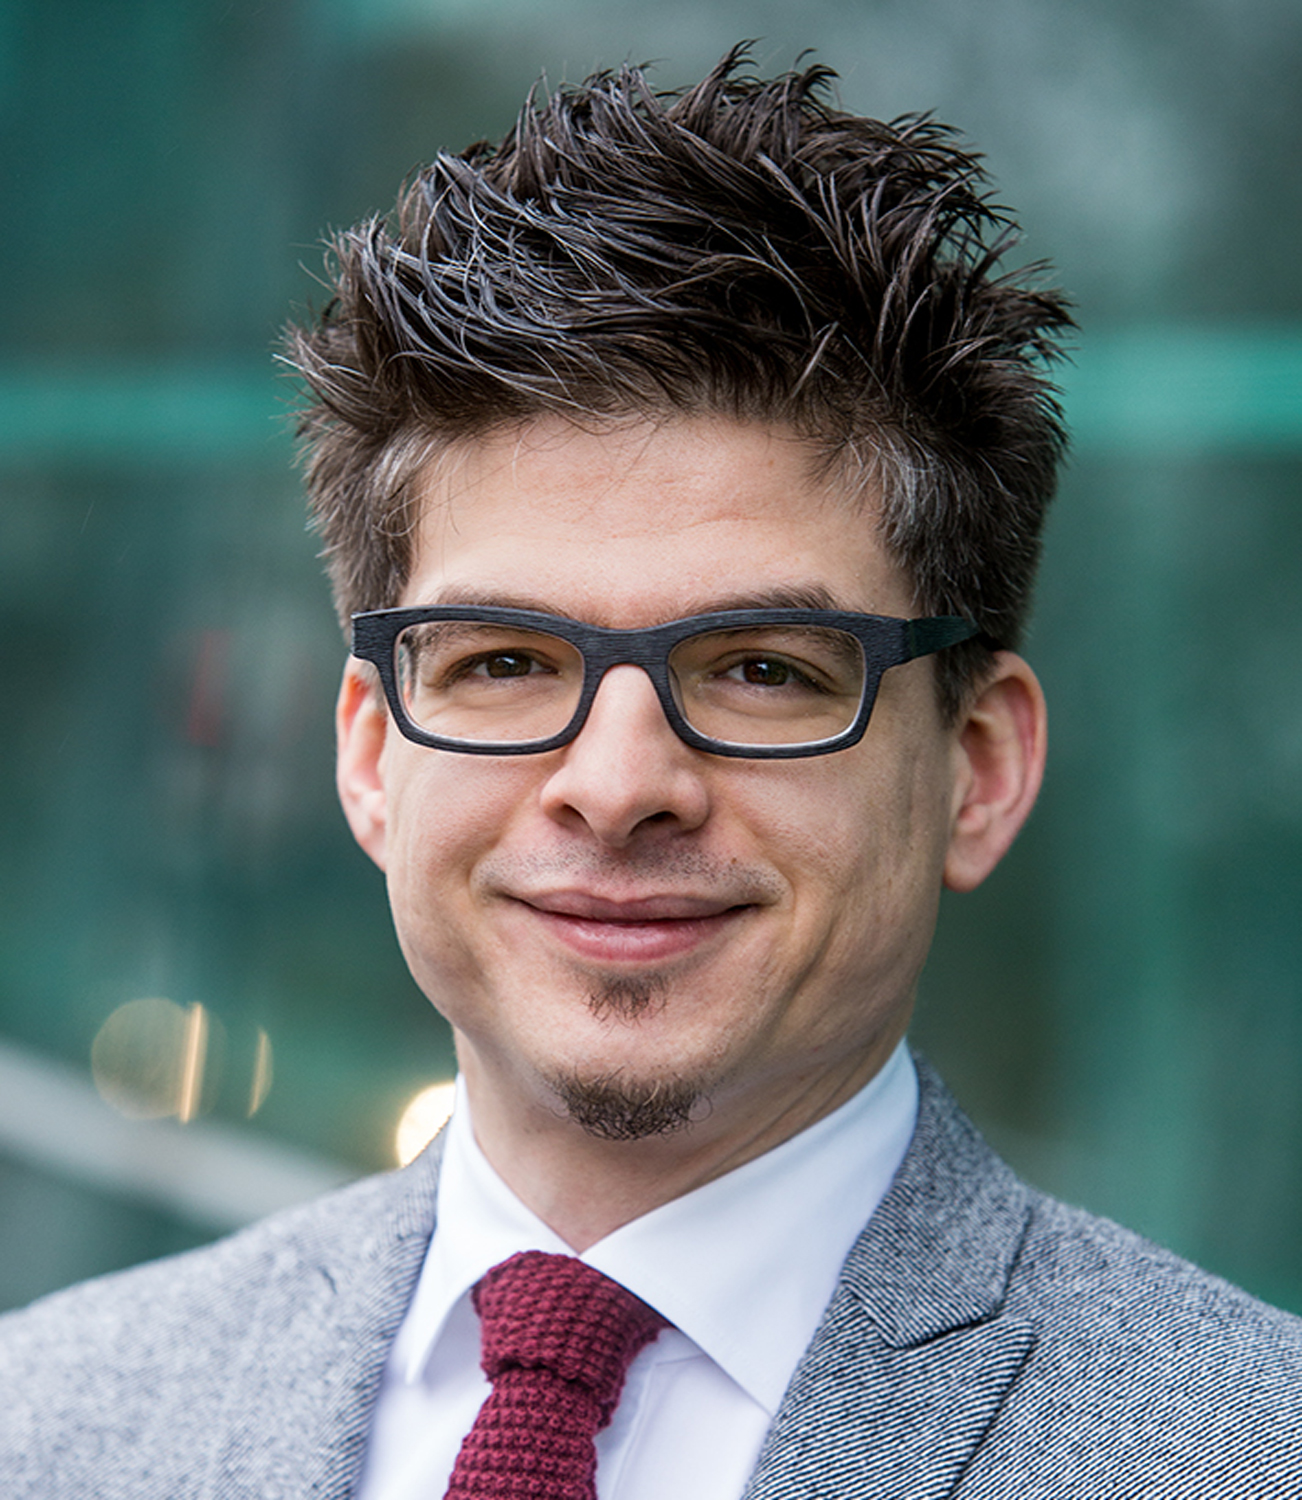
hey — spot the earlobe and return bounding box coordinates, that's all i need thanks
[943,652,1047,893]
[336,663,389,869]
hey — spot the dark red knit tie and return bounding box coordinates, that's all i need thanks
[443,1250,668,1500]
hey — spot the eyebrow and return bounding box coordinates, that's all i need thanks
[421,583,849,616]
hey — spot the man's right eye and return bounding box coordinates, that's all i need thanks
[439,647,557,685]
[474,652,544,679]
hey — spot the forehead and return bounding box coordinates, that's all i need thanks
[403,414,917,622]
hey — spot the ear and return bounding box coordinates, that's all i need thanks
[943,652,1047,893]
[336,662,389,869]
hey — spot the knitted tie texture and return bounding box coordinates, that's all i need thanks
[444,1250,668,1500]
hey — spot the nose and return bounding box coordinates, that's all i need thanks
[537,665,711,847]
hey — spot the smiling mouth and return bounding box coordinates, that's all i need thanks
[511,891,754,964]
[523,891,745,922]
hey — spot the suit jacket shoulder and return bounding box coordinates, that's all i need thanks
[4,1065,1301,1498]
[745,1055,1302,1499]
[0,1141,442,1499]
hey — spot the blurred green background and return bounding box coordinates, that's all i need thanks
[2,0,1300,1314]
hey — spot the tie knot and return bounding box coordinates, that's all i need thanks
[472,1251,668,1421]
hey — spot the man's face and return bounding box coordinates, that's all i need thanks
[340,415,971,1149]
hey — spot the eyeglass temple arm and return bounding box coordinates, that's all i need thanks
[904,617,983,659]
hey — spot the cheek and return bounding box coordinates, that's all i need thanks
[378,757,534,953]
[382,748,536,857]
[757,744,941,883]
[762,741,954,957]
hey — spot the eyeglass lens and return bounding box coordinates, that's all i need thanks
[393,619,868,749]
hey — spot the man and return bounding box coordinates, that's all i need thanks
[2,47,1300,1499]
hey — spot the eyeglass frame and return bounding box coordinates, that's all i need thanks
[350,604,980,760]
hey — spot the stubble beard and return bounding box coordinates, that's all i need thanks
[548,972,704,1142]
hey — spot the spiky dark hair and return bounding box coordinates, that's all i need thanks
[287,46,1073,718]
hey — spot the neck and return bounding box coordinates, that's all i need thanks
[457,1035,903,1251]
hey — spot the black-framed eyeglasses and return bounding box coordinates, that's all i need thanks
[350,605,978,760]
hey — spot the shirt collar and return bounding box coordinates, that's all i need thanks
[391,1044,918,1414]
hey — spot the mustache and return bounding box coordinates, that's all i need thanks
[477,847,785,903]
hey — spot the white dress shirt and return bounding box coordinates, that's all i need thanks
[357,1042,918,1500]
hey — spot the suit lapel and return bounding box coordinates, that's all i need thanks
[184,1061,1028,1499]
[744,1060,1036,1500]
[203,1133,445,1499]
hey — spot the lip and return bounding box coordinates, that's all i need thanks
[509,889,753,963]
[524,890,742,921]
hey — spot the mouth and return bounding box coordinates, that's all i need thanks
[509,889,756,964]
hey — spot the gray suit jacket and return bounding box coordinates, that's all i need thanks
[2,1059,1300,1497]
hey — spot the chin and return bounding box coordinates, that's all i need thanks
[544,1065,708,1142]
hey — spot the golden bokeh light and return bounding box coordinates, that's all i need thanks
[394,1081,456,1167]
[247,1027,274,1117]
[91,998,228,1122]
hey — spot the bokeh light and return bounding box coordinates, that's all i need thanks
[394,1081,456,1166]
[91,998,223,1121]
[248,1027,274,1117]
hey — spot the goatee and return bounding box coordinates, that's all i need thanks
[550,1071,701,1141]
[586,974,667,1021]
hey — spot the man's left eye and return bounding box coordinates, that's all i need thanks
[732,657,794,686]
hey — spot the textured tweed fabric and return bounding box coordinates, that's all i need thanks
[3,1061,1302,1497]
[444,1251,668,1500]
